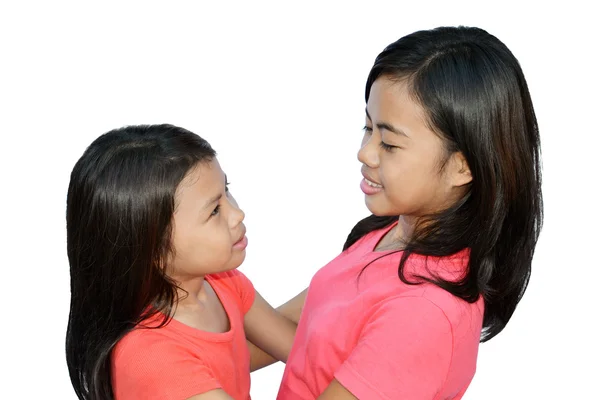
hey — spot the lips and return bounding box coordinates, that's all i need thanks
[360,169,383,195]
[361,170,383,187]
[234,228,247,245]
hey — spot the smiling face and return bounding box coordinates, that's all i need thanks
[358,77,472,219]
[167,158,247,281]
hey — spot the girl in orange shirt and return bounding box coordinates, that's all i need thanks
[65,124,295,400]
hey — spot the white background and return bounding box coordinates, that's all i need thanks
[1,1,598,399]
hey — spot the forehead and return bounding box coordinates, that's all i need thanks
[367,77,429,127]
[175,159,223,206]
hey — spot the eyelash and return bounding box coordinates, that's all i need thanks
[364,125,396,152]
[379,141,396,152]
[210,182,231,217]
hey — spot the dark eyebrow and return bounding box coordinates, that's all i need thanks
[365,107,409,138]
[377,122,410,138]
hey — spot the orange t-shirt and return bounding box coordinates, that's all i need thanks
[112,270,255,400]
[278,222,484,399]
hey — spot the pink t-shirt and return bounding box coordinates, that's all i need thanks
[278,222,484,400]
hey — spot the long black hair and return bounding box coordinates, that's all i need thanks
[65,124,216,399]
[345,26,543,342]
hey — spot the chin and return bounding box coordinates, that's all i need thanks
[224,253,246,271]
[364,197,395,216]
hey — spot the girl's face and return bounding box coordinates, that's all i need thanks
[358,77,471,219]
[168,159,247,280]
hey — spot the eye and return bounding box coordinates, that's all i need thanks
[379,141,397,152]
[210,205,221,217]
[363,125,373,134]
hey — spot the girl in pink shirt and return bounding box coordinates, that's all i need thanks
[265,26,543,399]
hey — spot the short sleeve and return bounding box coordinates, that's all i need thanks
[334,296,453,400]
[112,334,221,400]
[228,269,256,314]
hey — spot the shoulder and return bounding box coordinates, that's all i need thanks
[207,269,255,313]
[364,284,482,338]
[368,294,454,330]
[112,324,186,369]
[367,281,484,349]
[206,269,252,290]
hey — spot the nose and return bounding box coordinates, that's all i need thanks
[357,132,379,168]
[227,195,245,228]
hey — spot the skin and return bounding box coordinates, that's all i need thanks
[168,159,247,332]
[360,77,472,251]
[247,289,308,371]
[187,389,234,400]
[166,159,297,398]
[259,76,474,399]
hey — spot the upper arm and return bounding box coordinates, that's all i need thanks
[276,288,308,324]
[333,297,454,399]
[228,270,307,322]
[186,389,234,400]
[317,379,358,400]
[244,290,297,362]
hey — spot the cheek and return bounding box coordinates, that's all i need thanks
[188,232,233,269]
[171,226,199,264]
[379,156,405,188]
[203,224,233,260]
[381,155,433,199]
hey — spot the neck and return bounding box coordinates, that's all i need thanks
[376,215,415,251]
[395,215,415,242]
[174,275,208,307]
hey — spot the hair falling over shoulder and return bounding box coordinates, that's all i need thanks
[65,124,216,399]
[345,26,543,342]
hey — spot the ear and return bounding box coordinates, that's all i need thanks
[450,152,472,187]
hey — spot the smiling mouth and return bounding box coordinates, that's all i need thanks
[364,178,382,188]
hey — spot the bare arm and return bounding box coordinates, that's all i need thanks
[276,288,308,325]
[186,389,234,400]
[317,379,358,400]
[246,288,308,371]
